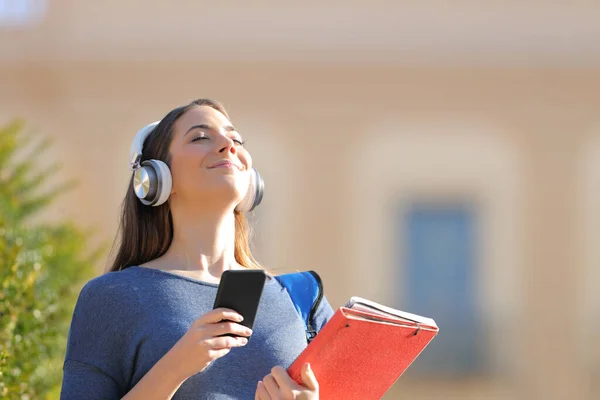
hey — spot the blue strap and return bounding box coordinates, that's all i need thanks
[275,271,320,341]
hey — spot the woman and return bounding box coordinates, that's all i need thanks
[60,99,334,399]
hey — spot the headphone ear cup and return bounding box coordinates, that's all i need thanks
[236,168,264,213]
[252,169,264,211]
[133,159,172,206]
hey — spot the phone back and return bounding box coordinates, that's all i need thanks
[213,269,267,330]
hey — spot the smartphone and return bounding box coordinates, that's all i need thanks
[213,269,267,334]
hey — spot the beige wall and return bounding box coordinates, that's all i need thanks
[2,62,598,398]
[4,1,600,67]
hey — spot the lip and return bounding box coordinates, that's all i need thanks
[208,160,243,170]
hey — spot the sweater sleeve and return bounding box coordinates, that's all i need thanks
[61,359,123,400]
[60,275,140,399]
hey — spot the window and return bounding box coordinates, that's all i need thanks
[399,201,487,378]
[0,0,47,28]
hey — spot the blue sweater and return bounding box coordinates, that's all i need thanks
[60,266,334,399]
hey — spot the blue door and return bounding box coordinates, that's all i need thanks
[400,202,485,377]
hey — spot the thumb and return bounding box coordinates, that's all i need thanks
[301,363,319,391]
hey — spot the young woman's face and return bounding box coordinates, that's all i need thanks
[167,106,252,207]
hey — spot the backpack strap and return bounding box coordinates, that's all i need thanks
[275,270,324,344]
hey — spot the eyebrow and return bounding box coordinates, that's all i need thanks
[184,124,238,136]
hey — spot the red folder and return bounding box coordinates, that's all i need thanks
[288,297,439,400]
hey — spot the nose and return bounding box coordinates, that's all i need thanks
[218,137,237,155]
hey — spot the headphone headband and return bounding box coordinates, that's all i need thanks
[129,121,160,170]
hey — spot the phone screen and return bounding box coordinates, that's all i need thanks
[213,269,267,332]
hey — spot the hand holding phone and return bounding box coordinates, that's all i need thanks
[213,269,267,336]
[168,307,251,379]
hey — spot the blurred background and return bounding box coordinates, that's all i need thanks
[1,0,600,399]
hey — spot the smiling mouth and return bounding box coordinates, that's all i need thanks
[208,161,242,170]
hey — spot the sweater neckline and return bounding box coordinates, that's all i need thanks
[128,265,276,288]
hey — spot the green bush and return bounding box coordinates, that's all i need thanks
[0,121,103,399]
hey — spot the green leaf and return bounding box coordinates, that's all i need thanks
[0,121,103,399]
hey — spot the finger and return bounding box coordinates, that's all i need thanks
[206,348,231,360]
[270,366,297,392]
[203,336,248,350]
[196,308,244,325]
[256,381,270,400]
[263,374,280,396]
[300,363,319,391]
[208,321,253,338]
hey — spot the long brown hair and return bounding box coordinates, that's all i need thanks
[107,99,263,272]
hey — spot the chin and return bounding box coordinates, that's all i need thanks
[183,174,249,201]
[196,184,245,203]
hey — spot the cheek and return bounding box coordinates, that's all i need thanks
[169,158,195,188]
[170,149,205,178]
[238,148,252,169]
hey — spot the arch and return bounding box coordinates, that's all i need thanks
[347,119,524,379]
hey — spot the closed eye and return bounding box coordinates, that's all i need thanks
[191,135,208,143]
[191,134,244,146]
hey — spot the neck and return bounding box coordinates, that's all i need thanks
[163,202,238,275]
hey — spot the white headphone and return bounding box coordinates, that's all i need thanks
[128,121,264,212]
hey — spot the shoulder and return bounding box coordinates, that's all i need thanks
[73,268,142,316]
[79,268,138,297]
[67,269,146,352]
[64,269,145,391]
